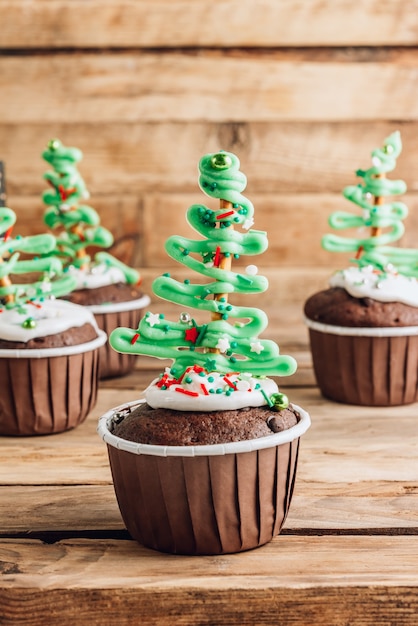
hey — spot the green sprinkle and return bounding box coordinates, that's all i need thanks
[261,389,274,407]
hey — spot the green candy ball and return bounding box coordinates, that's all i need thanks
[271,392,289,411]
[210,153,232,170]
[47,138,61,151]
[22,317,36,329]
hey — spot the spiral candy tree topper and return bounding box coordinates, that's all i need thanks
[110,151,296,411]
[322,131,418,275]
[42,139,139,284]
[0,207,76,314]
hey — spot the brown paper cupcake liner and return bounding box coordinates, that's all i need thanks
[0,332,106,436]
[308,326,418,406]
[98,401,310,555]
[88,296,150,379]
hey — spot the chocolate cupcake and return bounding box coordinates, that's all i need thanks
[0,207,106,436]
[305,131,418,406]
[98,151,311,555]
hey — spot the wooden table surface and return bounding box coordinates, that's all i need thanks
[1,346,417,625]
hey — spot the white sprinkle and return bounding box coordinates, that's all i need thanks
[245,265,258,276]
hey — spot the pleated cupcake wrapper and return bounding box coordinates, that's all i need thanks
[0,331,106,436]
[98,401,310,555]
[305,319,418,406]
[87,295,150,379]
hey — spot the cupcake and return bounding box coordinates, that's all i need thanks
[305,131,418,406]
[0,207,106,436]
[41,139,150,378]
[98,150,311,555]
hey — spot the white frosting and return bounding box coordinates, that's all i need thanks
[0,299,99,342]
[68,262,126,290]
[330,266,418,307]
[145,369,280,411]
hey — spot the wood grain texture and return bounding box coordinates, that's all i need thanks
[1,538,418,626]
[2,0,418,48]
[3,123,418,198]
[2,51,418,123]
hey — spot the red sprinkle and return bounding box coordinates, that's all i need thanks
[175,387,199,397]
[217,210,235,220]
[355,245,364,260]
[4,227,13,241]
[213,246,221,267]
[185,326,199,343]
[27,300,42,309]
[223,376,237,390]
[200,383,209,396]
[58,184,77,202]
[130,332,140,344]
[156,373,168,388]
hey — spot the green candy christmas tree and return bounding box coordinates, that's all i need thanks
[0,206,75,316]
[41,139,139,284]
[110,151,296,410]
[322,130,418,276]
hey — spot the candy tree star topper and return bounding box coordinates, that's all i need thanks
[42,139,139,283]
[322,131,418,276]
[0,207,76,314]
[110,151,296,410]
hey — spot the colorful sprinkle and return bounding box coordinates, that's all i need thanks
[217,210,235,220]
[174,387,199,397]
[261,388,274,407]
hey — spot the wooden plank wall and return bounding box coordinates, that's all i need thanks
[1,0,418,342]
